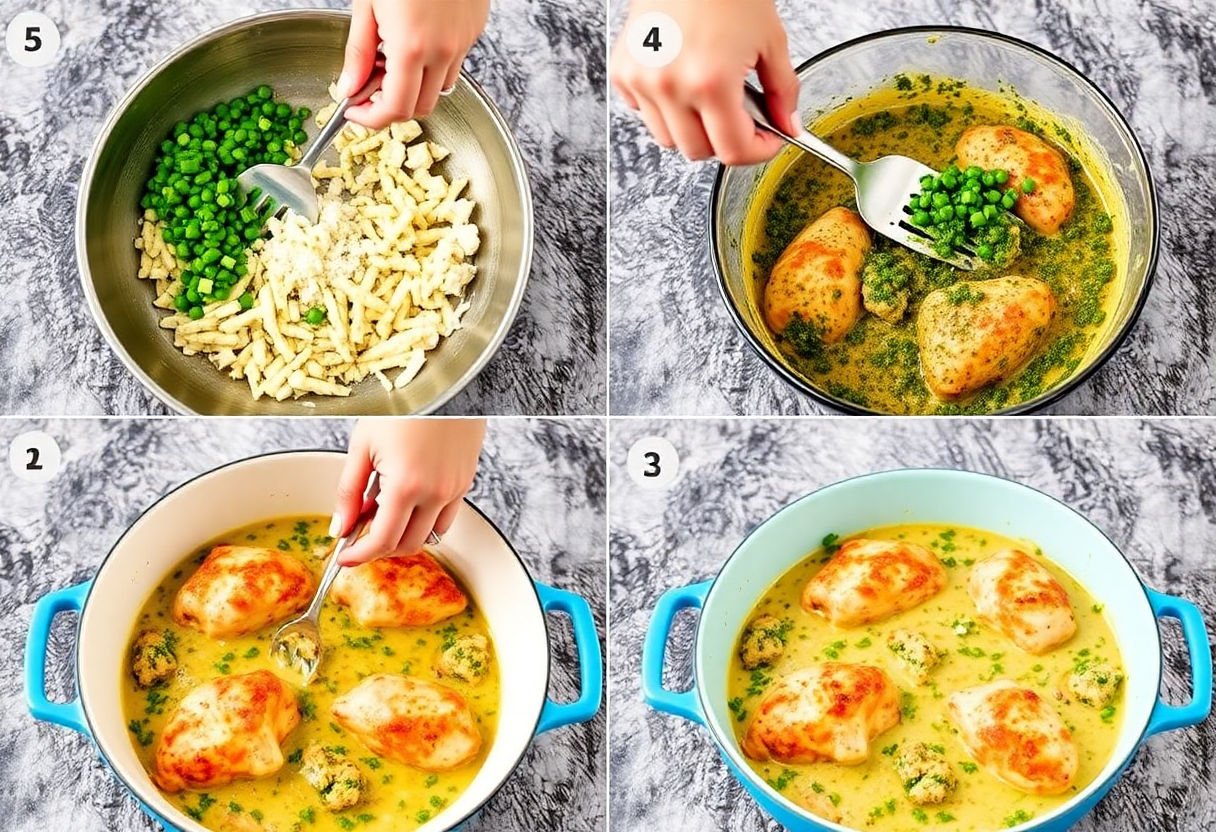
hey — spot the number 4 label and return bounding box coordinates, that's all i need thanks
[6,11,61,68]
[626,12,682,69]
[627,436,680,490]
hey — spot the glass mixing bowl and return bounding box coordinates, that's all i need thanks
[710,26,1158,414]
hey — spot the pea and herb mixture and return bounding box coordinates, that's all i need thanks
[904,163,1031,264]
[748,74,1124,414]
[139,86,312,318]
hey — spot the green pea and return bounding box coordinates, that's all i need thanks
[238,292,255,311]
[977,243,994,260]
[912,210,931,226]
[305,307,327,326]
[994,169,1009,184]
[969,211,987,228]
[188,305,205,321]
[1022,177,1036,193]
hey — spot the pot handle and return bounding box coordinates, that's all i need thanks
[1145,586,1213,736]
[25,581,91,735]
[535,582,603,734]
[641,581,712,725]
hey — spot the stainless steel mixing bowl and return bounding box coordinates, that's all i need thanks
[78,9,533,414]
[710,26,1159,415]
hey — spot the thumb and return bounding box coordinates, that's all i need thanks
[756,42,801,136]
[331,433,374,538]
[339,0,380,98]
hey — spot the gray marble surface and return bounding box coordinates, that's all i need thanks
[0,0,605,415]
[608,418,1216,831]
[608,0,1216,416]
[0,417,606,832]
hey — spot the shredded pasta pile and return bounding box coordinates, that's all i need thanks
[135,110,479,401]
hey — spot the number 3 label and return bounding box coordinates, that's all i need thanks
[6,11,60,68]
[627,436,680,490]
[9,430,62,484]
[625,12,682,69]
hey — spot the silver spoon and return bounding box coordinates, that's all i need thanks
[271,471,381,684]
[237,66,385,225]
[741,83,979,271]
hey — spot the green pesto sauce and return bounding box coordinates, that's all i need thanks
[751,77,1119,415]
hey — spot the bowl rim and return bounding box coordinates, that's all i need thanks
[76,7,535,416]
[73,447,550,832]
[708,24,1160,416]
[690,467,1163,832]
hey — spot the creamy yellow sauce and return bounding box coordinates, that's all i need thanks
[123,516,500,832]
[743,75,1130,414]
[727,524,1124,831]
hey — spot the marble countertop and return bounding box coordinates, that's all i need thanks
[608,0,1216,415]
[0,417,606,832]
[0,0,605,415]
[608,417,1216,831]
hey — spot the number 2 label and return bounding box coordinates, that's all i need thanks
[9,430,61,483]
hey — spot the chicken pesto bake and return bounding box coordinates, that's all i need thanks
[123,516,499,831]
[728,525,1125,831]
[746,75,1127,414]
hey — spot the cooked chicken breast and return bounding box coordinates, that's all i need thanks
[331,674,482,771]
[764,207,871,344]
[173,545,315,639]
[154,670,299,793]
[956,125,1076,234]
[332,551,468,628]
[968,548,1076,654]
[741,662,900,764]
[801,538,948,627]
[947,679,1079,795]
[918,276,1056,399]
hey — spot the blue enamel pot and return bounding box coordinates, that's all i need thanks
[26,450,602,831]
[642,469,1210,831]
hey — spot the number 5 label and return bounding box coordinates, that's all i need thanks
[9,430,61,484]
[6,11,61,68]
[625,12,683,69]
[626,436,680,490]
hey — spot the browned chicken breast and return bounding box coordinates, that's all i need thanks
[968,548,1077,654]
[154,670,299,792]
[331,674,482,771]
[917,276,1056,399]
[947,679,1079,795]
[332,551,468,628]
[173,545,315,639]
[956,125,1076,234]
[764,206,871,344]
[741,662,901,765]
[801,538,948,627]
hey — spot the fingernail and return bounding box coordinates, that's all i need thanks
[337,71,354,97]
[790,111,803,131]
[328,513,343,537]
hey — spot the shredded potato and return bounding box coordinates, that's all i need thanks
[135,106,479,401]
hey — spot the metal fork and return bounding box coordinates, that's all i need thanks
[741,83,978,271]
[271,471,381,684]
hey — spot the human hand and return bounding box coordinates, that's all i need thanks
[332,418,487,565]
[610,0,800,165]
[340,0,490,129]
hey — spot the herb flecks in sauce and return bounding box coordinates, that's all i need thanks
[122,515,499,832]
[728,523,1123,831]
[747,76,1123,414]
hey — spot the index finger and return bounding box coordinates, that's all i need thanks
[338,484,414,565]
[700,89,786,166]
[347,52,422,129]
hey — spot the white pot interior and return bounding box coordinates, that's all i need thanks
[696,469,1161,831]
[76,451,548,832]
